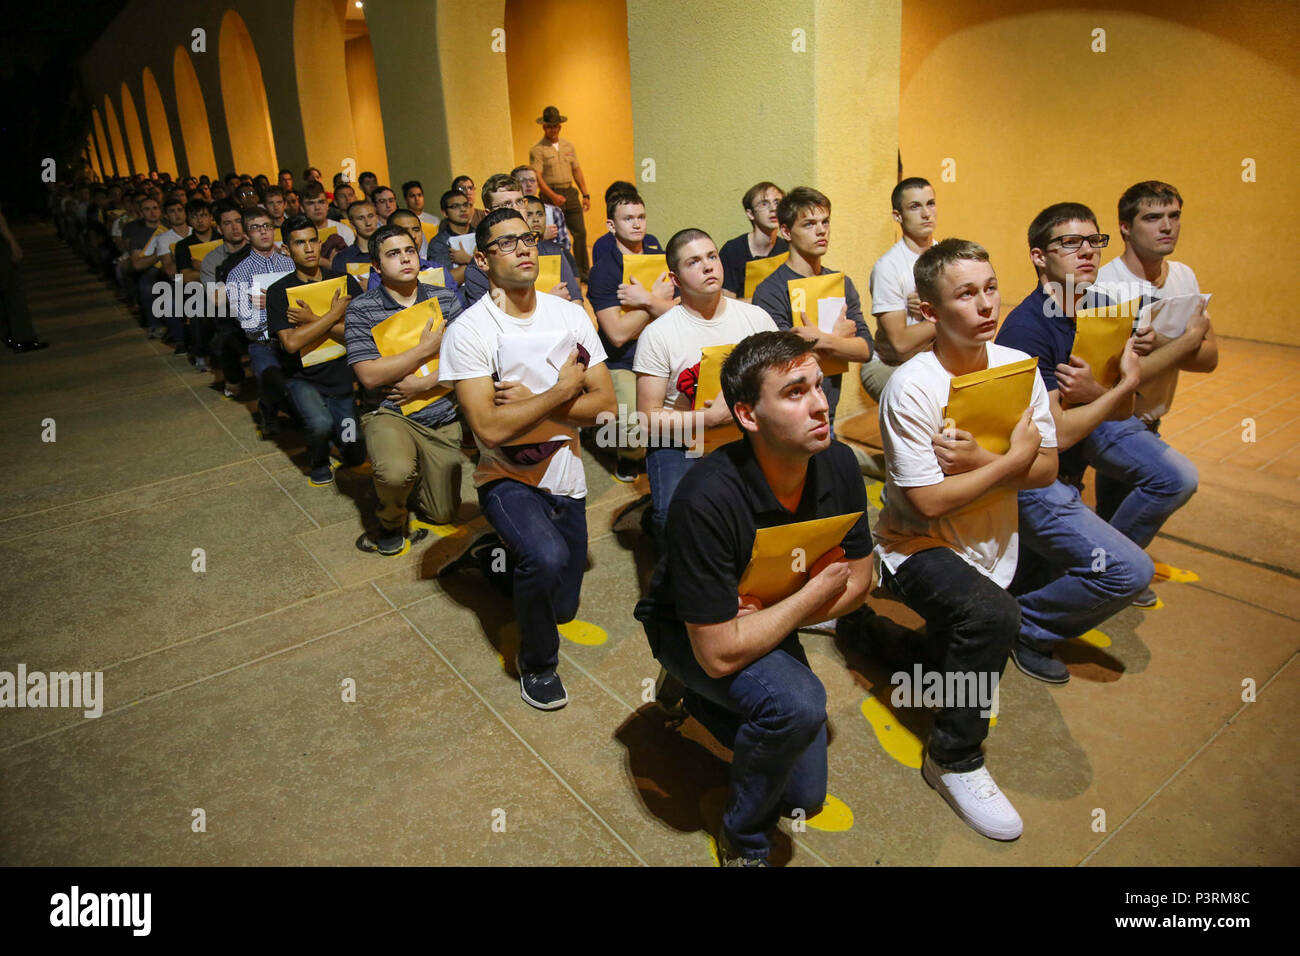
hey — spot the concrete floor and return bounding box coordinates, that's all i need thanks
[1,226,1296,866]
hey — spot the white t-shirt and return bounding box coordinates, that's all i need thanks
[633,297,777,408]
[1094,257,1200,423]
[146,227,189,259]
[439,291,607,498]
[872,343,1057,588]
[418,211,441,226]
[868,238,925,365]
[328,218,356,245]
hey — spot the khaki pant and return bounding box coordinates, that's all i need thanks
[859,357,897,403]
[363,407,463,530]
[610,369,646,462]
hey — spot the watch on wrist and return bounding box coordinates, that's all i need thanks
[581,193,590,199]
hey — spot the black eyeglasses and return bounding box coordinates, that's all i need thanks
[1049,234,1109,252]
[485,232,541,254]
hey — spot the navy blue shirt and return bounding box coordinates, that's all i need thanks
[592,230,661,267]
[751,261,872,427]
[718,233,788,297]
[587,236,666,371]
[996,284,1114,477]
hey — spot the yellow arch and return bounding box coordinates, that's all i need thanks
[173,45,219,179]
[219,10,278,176]
[141,67,178,178]
[89,118,110,179]
[343,32,390,187]
[292,0,357,185]
[102,94,130,175]
[119,82,151,175]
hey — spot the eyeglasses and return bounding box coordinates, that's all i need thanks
[490,198,529,211]
[246,222,275,233]
[484,232,541,254]
[445,201,471,211]
[751,199,780,210]
[1049,233,1109,252]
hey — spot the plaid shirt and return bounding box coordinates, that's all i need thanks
[225,249,294,340]
[344,281,463,429]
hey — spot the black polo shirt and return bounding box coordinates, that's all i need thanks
[634,438,872,653]
[265,267,364,396]
[718,233,788,296]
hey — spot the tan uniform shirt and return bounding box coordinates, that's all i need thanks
[529,137,580,188]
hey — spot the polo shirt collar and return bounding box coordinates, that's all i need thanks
[731,439,833,522]
[375,280,430,311]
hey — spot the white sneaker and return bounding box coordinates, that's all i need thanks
[922,754,1023,841]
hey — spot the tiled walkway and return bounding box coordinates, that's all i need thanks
[1,226,1295,866]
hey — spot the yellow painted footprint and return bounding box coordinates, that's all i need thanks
[860,695,923,769]
[1152,562,1198,583]
[865,481,885,511]
[498,619,608,648]
[805,793,854,832]
[1074,628,1112,648]
[409,517,464,539]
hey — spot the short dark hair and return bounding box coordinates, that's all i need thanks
[1028,202,1098,251]
[372,185,395,201]
[262,185,284,200]
[720,331,818,427]
[742,181,782,212]
[604,180,637,203]
[347,199,376,218]
[451,175,474,192]
[914,238,991,304]
[1117,180,1182,227]
[388,208,420,226]
[278,168,292,177]
[891,176,932,212]
[475,207,527,250]
[665,228,713,274]
[212,198,242,222]
[369,223,416,266]
[303,166,321,180]
[401,180,423,196]
[241,204,272,228]
[279,214,317,242]
[359,170,377,183]
[440,189,464,212]
[522,195,546,210]
[162,196,184,211]
[185,198,211,217]
[301,181,327,200]
[481,173,521,206]
[607,191,643,220]
[777,186,830,230]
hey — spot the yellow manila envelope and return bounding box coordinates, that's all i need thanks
[345,261,373,285]
[622,253,669,309]
[418,266,446,287]
[942,356,1038,455]
[421,221,439,243]
[188,239,222,265]
[535,254,562,293]
[788,272,848,375]
[694,344,741,453]
[744,254,788,299]
[738,511,865,607]
[273,228,281,244]
[284,276,349,368]
[371,297,450,416]
[1072,297,1139,392]
[317,225,338,244]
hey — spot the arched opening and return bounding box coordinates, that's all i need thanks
[292,0,358,187]
[342,4,389,187]
[173,45,219,179]
[219,10,279,177]
[142,67,178,178]
[102,94,130,175]
[119,82,151,175]
[89,115,111,179]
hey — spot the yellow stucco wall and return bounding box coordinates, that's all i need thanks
[219,10,279,178]
[901,0,1299,345]
[141,67,177,177]
[119,84,151,175]
[436,1,515,184]
[343,34,391,189]
[103,95,130,176]
[172,45,219,179]
[293,0,359,184]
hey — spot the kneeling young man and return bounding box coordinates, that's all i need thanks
[439,209,616,710]
[874,239,1057,841]
[345,224,465,555]
[634,331,874,866]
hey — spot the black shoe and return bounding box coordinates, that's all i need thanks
[716,829,768,867]
[653,666,687,721]
[517,656,568,710]
[1011,636,1070,684]
[10,339,50,353]
[1132,587,1159,608]
[614,457,640,483]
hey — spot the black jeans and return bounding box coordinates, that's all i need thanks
[880,548,1020,772]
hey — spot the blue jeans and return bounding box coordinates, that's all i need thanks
[645,447,697,543]
[1013,480,1154,642]
[881,548,1020,772]
[247,339,287,424]
[284,378,364,469]
[649,626,827,860]
[478,480,587,674]
[1085,417,1197,548]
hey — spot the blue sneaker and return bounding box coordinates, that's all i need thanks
[1011,636,1069,684]
[517,655,568,710]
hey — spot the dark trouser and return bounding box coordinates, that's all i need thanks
[647,624,828,860]
[211,317,246,383]
[556,185,588,278]
[880,547,1020,772]
[247,340,286,424]
[645,446,696,543]
[136,266,165,330]
[478,480,587,674]
[284,378,365,470]
[0,241,35,343]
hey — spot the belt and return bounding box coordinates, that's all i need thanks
[549,182,573,190]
